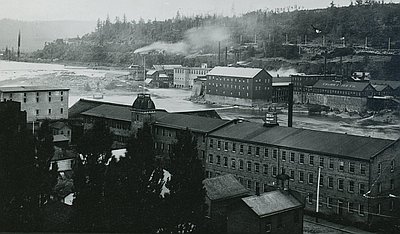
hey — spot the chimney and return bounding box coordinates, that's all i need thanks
[218,41,221,65]
[225,47,228,66]
[288,83,293,127]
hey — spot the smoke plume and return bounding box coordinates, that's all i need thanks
[134,26,231,55]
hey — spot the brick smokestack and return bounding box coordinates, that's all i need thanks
[288,83,293,127]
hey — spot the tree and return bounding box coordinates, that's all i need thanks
[72,120,113,232]
[163,129,207,233]
[108,123,164,232]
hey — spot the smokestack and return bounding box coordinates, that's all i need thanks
[218,41,221,66]
[225,47,228,66]
[17,30,21,59]
[288,83,293,127]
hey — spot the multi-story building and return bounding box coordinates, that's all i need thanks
[290,74,340,103]
[205,120,398,226]
[205,66,273,106]
[173,66,211,88]
[0,86,69,122]
[153,64,182,81]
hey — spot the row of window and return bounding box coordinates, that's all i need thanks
[174,69,208,75]
[209,140,372,174]
[35,108,64,116]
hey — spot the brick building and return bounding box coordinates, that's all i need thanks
[205,67,273,106]
[0,86,69,122]
[227,190,303,234]
[290,74,340,103]
[205,120,397,226]
[173,66,211,88]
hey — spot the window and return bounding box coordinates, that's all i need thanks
[339,161,344,171]
[36,109,39,116]
[48,92,52,96]
[348,202,354,213]
[223,157,228,167]
[263,164,268,174]
[224,142,228,151]
[327,197,333,208]
[319,157,324,167]
[290,152,295,162]
[378,163,381,174]
[391,160,395,172]
[247,180,252,189]
[329,158,334,169]
[231,159,236,169]
[240,145,244,154]
[360,164,366,175]
[216,156,221,165]
[48,109,52,115]
[328,177,333,188]
[255,147,260,156]
[23,97,27,103]
[217,140,221,149]
[232,143,236,152]
[273,149,278,159]
[36,97,39,103]
[36,92,39,96]
[299,171,304,182]
[349,180,355,192]
[308,173,314,184]
[247,146,252,155]
[255,163,260,173]
[265,223,271,233]
[264,148,269,158]
[299,154,305,164]
[307,193,313,204]
[349,162,355,173]
[359,183,365,194]
[239,160,244,170]
[60,108,64,114]
[338,179,344,190]
[247,161,252,172]
[61,91,63,95]
[209,139,214,148]
[48,97,51,102]
[272,166,277,177]
[359,204,365,215]
[320,174,324,186]
[290,170,295,180]
[208,154,213,164]
[309,155,314,166]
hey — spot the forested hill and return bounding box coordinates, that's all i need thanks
[28,2,400,79]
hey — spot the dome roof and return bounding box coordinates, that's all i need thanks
[132,93,156,110]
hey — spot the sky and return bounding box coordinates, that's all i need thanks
[2,0,396,22]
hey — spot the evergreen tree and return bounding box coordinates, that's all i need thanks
[72,120,113,232]
[108,123,164,232]
[163,128,206,233]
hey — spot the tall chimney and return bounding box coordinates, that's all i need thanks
[225,47,228,66]
[288,83,293,127]
[218,41,221,65]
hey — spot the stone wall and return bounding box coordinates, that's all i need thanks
[306,93,368,112]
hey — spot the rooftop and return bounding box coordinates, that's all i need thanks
[312,80,372,92]
[208,66,267,78]
[0,86,69,92]
[132,93,156,110]
[209,121,394,160]
[49,121,69,130]
[372,84,391,92]
[203,174,249,201]
[370,80,400,90]
[242,190,303,218]
[155,113,231,133]
[153,64,183,71]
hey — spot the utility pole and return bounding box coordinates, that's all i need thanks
[285,34,288,45]
[388,37,391,51]
[365,37,368,49]
[304,35,307,45]
[316,166,321,222]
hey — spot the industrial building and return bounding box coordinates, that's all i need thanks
[173,66,211,88]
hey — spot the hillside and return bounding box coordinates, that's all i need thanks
[0,19,96,52]
[19,2,400,79]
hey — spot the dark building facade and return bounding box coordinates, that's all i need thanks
[227,190,304,234]
[205,67,273,106]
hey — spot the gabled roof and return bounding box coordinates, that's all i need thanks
[208,66,266,79]
[209,121,394,160]
[0,86,69,92]
[242,190,302,218]
[204,174,249,201]
[372,84,392,92]
[312,80,372,92]
[49,121,70,130]
[370,80,400,90]
[68,98,130,119]
[155,113,231,133]
[147,70,158,76]
[53,135,70,142]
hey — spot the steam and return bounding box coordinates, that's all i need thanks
[267,67,298,77]
[134,26,231,55]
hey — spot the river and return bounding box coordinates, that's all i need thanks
[1,60,399,140]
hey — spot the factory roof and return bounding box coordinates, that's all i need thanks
[208,66,268,78]
[203,174,249,201]
[0,86,69,92]
[372,84,391,92]
[146,70,158,76]
[153,65,183,71]
[242,190,303,218]
[312,80,373,92]
[370,80,400,90]
[155,113,231,133]
[209,121,394,160]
